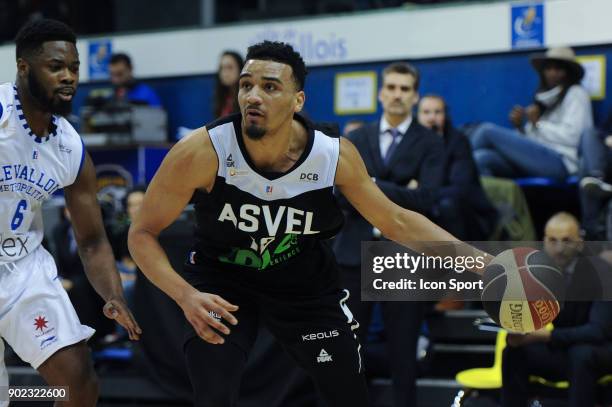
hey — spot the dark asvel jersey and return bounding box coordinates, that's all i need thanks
[192,114,344,271]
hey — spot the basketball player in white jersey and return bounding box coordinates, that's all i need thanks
[0,19,140,407]
[129,41,491,406]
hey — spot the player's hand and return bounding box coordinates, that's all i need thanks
[507,329,550,347]
[180,290,239,345]
[509,105,525,128]
[506,333,526,347]
[103,297,143,340]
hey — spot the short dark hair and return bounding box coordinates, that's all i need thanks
[246,41,307,91]
[382,62,420,91]
[110,53,132,69]
[15,18,76,60]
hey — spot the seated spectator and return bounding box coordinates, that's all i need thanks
[578,112,612,239]
[501,212,612,407]
[470,47,593,182]
[418,94,498,240]
[213,50,243,118]
[109,52,162,107]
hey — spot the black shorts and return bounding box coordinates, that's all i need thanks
[181,244,362,371]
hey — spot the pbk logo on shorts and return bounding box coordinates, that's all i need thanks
[300,173,319,182]
[189,251,197,265]
[317,348,333,363]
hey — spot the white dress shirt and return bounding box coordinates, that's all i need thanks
[379,115,412,159]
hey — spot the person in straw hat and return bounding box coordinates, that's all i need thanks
[470,46,593,182]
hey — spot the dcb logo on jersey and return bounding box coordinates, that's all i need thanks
[226,154,235,168]
[32,150,39,159]
[300,173,319,182]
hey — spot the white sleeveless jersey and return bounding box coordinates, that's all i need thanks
[0,83,84,264]
[191,113,344,271]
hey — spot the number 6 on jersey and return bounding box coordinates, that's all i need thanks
[11,199,28,231]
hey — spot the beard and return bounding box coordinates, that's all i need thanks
[28,70,73,116]
[245,123,266,140]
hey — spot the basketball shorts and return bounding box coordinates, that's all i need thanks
[0,246,95,370]
[183,246,363,369]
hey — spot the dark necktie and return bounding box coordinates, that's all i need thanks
[384,128,401,165]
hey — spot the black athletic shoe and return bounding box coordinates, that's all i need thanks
[580,176,612,198]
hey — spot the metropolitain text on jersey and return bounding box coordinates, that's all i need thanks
[1,164,62,200]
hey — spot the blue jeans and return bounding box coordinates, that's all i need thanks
[579,127,612,179]
[470,123,569,181]
[578,128,612,239]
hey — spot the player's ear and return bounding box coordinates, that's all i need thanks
[294,90,305,113]
[16,58,30,79]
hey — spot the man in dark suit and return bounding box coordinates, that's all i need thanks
[501,212,612,407]
[333,62,444,407]
[417,94,498,241]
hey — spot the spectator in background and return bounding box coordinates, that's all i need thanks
[418,94,498,241]
[334,62,444,407]
[470,47,593,182]
[342,119,365,137]
[578,113,612,239]
[213,50,243,118]
[501,212,611,407]
[109,52,162,107]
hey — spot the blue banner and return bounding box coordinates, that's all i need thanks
[88,39,113,80]
[511,3,544,49]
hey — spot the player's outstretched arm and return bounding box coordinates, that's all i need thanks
[64,153,142,340]
[128,128,238,344]
[334,137,492,274]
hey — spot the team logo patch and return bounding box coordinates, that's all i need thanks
[32,314,57,349]
[34,316,48,331]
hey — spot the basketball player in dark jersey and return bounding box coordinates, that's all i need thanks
[129,41,487,406]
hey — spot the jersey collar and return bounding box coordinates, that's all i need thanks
[13,85,58,144]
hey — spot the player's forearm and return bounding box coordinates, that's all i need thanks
[383,210,492,274]
[128,228,196,306]
[78,237,125,302]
